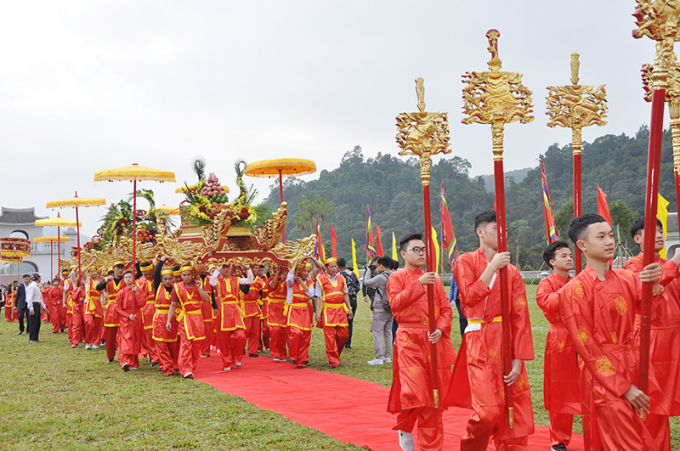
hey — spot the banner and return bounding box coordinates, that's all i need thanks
[392,232,398,261]
[375,224,384,256]
[597,185,612,226]
[440,184,458,269]
[659,193,670,259]
[351,238,360,278]
[365,204,376,256]
[432,226,441,276]
[315,217,326,262]
[540,161,559,244]
[329,224,338,259]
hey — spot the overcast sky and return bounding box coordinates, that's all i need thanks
[0,1,661,236]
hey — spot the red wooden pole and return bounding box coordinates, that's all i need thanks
[675,171,680,219]
[640,88,666,394]
[573,153,582,274]
[279,170,285,242]
[57,225,61,280]
[421,183,440,408]
[133,179,137,274]
[50,240,53,281]
[76,203,82,288]
[494,158,514,429]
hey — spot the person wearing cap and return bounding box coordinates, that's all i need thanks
[153,259,179,376]
[69,262,95,348]
[97,261,126,362]
[242,264,266,357]
[172,266,183,284]
[62,269,76,342]
[115,269,145,371]
[314,257,353,368]
[54,271,68,332]
[200,264,218,358]
[257,265,270,353]
[210,264,254,371]
[267,264,290,362]
[167,265,212,379]
[45,277,62,333]
[137,261,159,366]
[286,260,316,368]
[40,282,51,323]
[4,281,15,323]
[82,266,104,349]
[26,273,48,343]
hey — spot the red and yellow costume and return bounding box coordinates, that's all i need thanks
[172,281,207,377]
[387,267,457,451]
[84,277,103,346]
[558,266,669,450]
[315,272,349,367]
[69,282,86,346]
[153,282,179,376]
[259,277,270,352]
[52,282,66,331]
[63,277,74,342]
[536,272,581,448]
[46,285,61,332]
[103,277,124,361]
[115,285,144,369]
[5,289,14,322]
[200,277,216,356]
[625,253,680,451]
[243,276,265,356]
[267,278,288,360]
[213,274,247,369]
[41,287,51,322]
[287,275,315,366]
[137,276,159,363]
[447,247,535,450]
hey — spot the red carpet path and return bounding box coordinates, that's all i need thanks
[194,355,584,450]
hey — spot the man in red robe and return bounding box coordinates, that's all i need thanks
[153,258,179,376]
[557,213,670,450]
[314,257,353,368]
[210,264,253,371]
[47,277,63,333]
[83,267,103,349]
[115,269,145,371]
[137,262,159,365]
[387,233,456,451]
[97,262,125,363]
[258,265,270,353]
[446,210,535,450]
[287,260,315,369]
[167,265,211,379]
[199,264,217,357]
[267,264,289,362]
[243,264,266,357]
[536,241,580,451]
[624,218,680,451]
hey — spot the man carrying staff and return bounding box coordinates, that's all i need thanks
[267,264,290,362]
[242,264,266,357]
[447,210,535,450]
[387,233,456,451]
[286,260,315,368]
[153,256,179,376]
[314,257,352,368]
[624,218,680,451]
[83,266,103,349]
[137,261,159,365]
[167,265,211,379]
[97,261,126,363]
[558,214,669,450]
[209,264,253,371]
[116,269,144,371]
[536,241,580,451]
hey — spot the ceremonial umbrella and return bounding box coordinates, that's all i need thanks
[244,158,316,241]
[46,194,106,286]
[35,213,81,279]
[94,164,175,270]
[34,236,70,281]
[0,255,23,285]
[157,204,181,216]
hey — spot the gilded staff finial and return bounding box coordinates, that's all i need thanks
[633,0,680,90]
[462,29,534,161]
[546,53,608,155]
[395,78,451,186]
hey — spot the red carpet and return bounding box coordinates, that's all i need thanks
[194,355,584,450]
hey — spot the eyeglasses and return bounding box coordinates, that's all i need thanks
[407,247,426,254]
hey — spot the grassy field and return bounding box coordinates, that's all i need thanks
[2,283,679,449]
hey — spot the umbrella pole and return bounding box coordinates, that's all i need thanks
[58,226,61,280]
[76,206,82,287]
[133,179,137,274]
[50,241,53,281]
[573,148,582,275]
[279,170,285,242]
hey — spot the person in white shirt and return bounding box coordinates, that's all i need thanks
[26,273,48,344]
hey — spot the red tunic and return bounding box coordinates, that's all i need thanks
[287,279,314,330]
[446,247,535,440]
[624,253,680,415]
[316,273,348,327]
[243,276,265,318]
[214,276,246,331]
[115,286,144,355]
[136,277,156,331]
[200,277,215,324]
[85,278,103,318]
[172,282,206,341]
[103,278,124,327]
[386,267,456,412]
[63,279,74,314]
[153,284,178,342]
[536,272,581,415]
[267,279,288,328]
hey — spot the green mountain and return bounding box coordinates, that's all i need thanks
[479,167,531,192]
[263,126,677,270]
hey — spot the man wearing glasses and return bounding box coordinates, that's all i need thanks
[386,233,456,451]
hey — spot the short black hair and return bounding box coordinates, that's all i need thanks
[123,270,133,276]
[52,278,59,284]
[630,217,663,239]
[474,210,496,231]
[23,274,30,279]
[542,240,570,269]
[337,258,346,268]
[399,233,423,251]
[567,213,607,245]
[390,258,399,270]
[377,256,392,268]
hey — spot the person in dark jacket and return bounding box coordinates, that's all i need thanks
[338,258,360,349]
[15,274,30,335]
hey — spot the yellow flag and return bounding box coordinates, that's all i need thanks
[658,193,670,259]
[431,227,440,276]
[351,238,360,278]
[392,232,398,261]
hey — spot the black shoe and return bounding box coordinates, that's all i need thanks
[290,359,297,365]
[150,362,160,367]
[17,331,23,335]
[122,363,130,372]
[305,361,311,366]
[248,354,259,357]
[551,445,567,451]
[107,359,114,363]
[200,354,210,358]
[330,365,338,369]
[345,344,351,349]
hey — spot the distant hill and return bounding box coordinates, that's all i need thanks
[477,167,532,192]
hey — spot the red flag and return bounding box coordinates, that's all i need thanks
[440,184,458,269]
[540,161,559,244]
[597,185,612,226]
[493,201,497,211]
[365,204,376,256]
[329,224,338,259]
[375,224,384,256]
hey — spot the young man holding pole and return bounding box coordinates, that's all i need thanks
[386,233,456,451]
[447,210,535,451]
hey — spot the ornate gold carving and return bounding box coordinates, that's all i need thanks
[396,77,451,186]
[634,0,680,90]
[253,203,288,249]
[462,30,534,161]
[546,52,608,156]
[201,208,233,250]
[271,235,318,265]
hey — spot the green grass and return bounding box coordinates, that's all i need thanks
[2,284,679,449]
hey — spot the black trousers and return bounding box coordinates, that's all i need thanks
[27,305,42,342]
[346,295,358,346]
[17,306,28,332]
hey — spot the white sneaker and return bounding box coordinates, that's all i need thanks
[272,357,281,362]
[234,362,242,368]
[85,343,91,350]
[367,358,384,365]
[91,345,99,349]
[223,367,232,372]
[382,357,392,364]
[398,430,415,451]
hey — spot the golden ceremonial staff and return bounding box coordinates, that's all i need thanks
[395,77,451,408]
[633,0,680,398]
[461,29,534,428]
[546,53,608,274]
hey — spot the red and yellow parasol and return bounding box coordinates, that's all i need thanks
[35,213,80,279]
[34,236,70,280]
